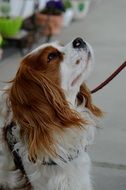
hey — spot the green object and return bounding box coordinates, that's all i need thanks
[64,0,72,10]
[0,17,23,37]
[0,35,3,46]
[78,3,85,12]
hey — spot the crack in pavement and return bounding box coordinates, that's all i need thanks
[93,161,126,170]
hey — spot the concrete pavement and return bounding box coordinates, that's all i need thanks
[0,0,126,189]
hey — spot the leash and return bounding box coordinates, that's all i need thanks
[91,61,126,94]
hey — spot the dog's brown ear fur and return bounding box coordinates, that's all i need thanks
[77,83,103,117]
[8,57,86,161]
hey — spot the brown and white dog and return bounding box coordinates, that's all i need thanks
[0,38,102,190]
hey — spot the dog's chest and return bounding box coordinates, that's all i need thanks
[4,107,95,190]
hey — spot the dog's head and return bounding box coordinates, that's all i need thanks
[9,38,102,160]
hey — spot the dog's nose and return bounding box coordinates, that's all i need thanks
[72,38,87,49]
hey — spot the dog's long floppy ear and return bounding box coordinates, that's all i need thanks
[9,57,85,161]
[77,83,103,117]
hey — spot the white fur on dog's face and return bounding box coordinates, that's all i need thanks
[60,40,94,93]
[29,38,94,105]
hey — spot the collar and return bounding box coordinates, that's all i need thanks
[41,148,87,166]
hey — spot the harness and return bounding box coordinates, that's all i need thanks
[5,121,26,173]
[5,121,87,171]
[4,122,32,189]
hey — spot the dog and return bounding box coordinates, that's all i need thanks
[0,38,102,190]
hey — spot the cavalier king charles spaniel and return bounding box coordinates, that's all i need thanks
[0,38,102,190]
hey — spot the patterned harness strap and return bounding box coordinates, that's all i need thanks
[5,121,26,173]
[4,121,32,189]
[5,121,87,168]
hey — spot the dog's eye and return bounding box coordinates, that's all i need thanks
[47,52,59,62]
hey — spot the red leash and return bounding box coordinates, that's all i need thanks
[91,61,126,94]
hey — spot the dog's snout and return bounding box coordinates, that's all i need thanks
[72,38,86,49]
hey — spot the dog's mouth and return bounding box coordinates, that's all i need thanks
[71,73,82,87]
[71,58,89,87]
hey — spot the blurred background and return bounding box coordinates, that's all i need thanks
[0,0,126,190]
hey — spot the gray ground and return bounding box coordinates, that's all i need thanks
[0,0,126,189]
